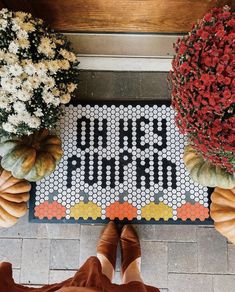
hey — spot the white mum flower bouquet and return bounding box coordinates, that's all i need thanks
[0,8,79,137]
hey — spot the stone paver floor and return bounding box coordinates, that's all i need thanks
[0,212,234,292]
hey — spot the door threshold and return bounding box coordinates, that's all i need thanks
[77,56,172,71]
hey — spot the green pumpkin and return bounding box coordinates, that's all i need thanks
[0,129,63,182]
[184,146,235,189]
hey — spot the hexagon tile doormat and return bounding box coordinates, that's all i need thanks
[29,101,213,224]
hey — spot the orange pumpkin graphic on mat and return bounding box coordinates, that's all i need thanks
[106,202,137,220]
[35,201,66,219]
[177,202,209,221]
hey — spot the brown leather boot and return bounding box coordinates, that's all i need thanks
[120,225,141,274]
[96,221,119,270]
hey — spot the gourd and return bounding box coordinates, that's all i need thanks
[0,129,63,181]
[0,168,31,228]
[184,146,235,189]
[210,187,235,244]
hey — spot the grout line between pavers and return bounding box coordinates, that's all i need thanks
[166,242,169,287]
[49,239,52,272]
[19,238,23,270]
[49,269,78,271]
[197,226,214,228]
[196,227,199,274]
[19,239,24,283]
[48,269,51,283]
[140,239,197,243]
[212,274,214,292]
[50,239,81,241]
[45,239,50,285]
[78,238,82,266]
[226,242,229,273]
[168,271,235,275]
[0,236,81,240]
[78,239,81,266]
[196,227,199,273]
[211,274,214,292]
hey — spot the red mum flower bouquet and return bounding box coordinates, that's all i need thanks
[169,6,235,189]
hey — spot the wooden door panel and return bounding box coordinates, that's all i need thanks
[2,0,234,33]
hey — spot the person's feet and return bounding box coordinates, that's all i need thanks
[120,225,143,284]
[96,223,143,284]
[96,221,119,281]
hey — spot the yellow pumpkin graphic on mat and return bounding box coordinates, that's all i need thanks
[141,202,173,221]
[70,202,101,220]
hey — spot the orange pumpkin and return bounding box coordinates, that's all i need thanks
[0,168,31,228]
[210,187,235,244]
